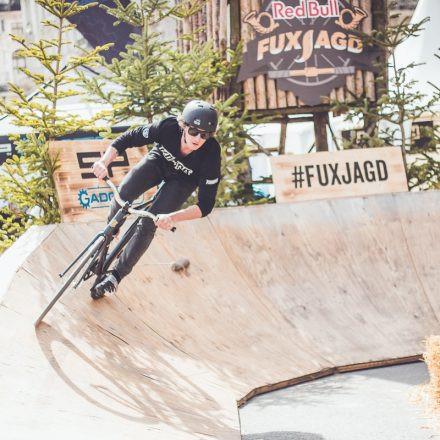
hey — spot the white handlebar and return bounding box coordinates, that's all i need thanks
[105,178,157,222]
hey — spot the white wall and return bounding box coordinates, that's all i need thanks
[0,10,26,95]
[0,0,91,100]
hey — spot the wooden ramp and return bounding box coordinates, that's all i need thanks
[1,191,439,439]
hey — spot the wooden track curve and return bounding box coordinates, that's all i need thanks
[1,190,439,439]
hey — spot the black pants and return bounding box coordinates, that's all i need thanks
[108,155,196,280]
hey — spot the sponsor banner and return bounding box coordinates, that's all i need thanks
[50,140,154,222]
[271,147,408,203]
[238,0,381,105]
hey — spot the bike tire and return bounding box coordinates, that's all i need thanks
[35,235,106,327]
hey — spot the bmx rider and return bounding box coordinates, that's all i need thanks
[91,100,221,297]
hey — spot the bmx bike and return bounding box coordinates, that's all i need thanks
[35,177,173,327]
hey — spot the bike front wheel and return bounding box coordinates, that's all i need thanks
[35,235,106,327]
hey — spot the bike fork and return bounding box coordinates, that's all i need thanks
[35,235,106,327]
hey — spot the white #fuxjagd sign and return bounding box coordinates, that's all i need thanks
[270,147,408,203]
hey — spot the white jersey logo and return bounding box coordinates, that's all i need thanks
[158,146,194,175]
[206,178,219,185]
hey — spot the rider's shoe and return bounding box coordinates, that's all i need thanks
[92,272,119,299]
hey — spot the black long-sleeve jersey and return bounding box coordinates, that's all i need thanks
[111,117,221,217]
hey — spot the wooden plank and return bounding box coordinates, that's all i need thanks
[277,88,288,108]
[361,0,376,100]
[212,0,219,50]
[352,0,363,98]
[241,0,257,109]
[194,10,200,45]
[266,77,278,109]
[219,0,228,52]
[206,0,212,42]
[229,0,241,50]
[255,75,267,109]
[239,355,422,406]
[286,91,297,107]
[2,189,440,437]
[346,73,356,102]
[201,6,207,43]
[244,78,257,110]
[336,87,345,102]
[313,111,329,151]
[355,69,364,98]
[262,0,276,110]
[177,14,183,52]
[182,15,192,52]
[250,0,267,109]
[279,119,287,154]
[372,0,388,97]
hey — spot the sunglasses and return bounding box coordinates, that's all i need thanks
[186,125,214,140]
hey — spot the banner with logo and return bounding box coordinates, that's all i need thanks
[270,147,408,203]
[50,140,154,222]
[238,0,381,105]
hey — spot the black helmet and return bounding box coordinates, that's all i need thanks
[182,100,218,132]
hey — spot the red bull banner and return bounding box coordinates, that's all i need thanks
[237,0,381,105]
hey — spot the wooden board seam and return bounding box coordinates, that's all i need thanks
[237,354,423,407]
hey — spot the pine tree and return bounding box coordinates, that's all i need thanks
[406,49,440,190]
[332,10,440,190]
[77,0,232,122]
[213,95,274,207]
[77,0,270,207]
[0,0,112,251]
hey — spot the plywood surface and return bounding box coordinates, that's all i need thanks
[1,190,439,439]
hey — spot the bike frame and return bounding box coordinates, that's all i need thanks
[35,178,169,327]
